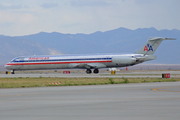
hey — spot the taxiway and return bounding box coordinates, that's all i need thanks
[0,82,180,120]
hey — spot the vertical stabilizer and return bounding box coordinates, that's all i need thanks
[135,37,175,55]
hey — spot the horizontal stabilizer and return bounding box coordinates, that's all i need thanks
[148,37,176,41]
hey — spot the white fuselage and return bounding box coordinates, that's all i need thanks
[5,54,155,71]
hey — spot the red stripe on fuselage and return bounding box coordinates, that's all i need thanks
[6,60,112,66]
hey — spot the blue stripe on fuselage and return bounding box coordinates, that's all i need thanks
[12,58,112,63]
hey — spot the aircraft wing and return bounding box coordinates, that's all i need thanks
[68,63,106,69]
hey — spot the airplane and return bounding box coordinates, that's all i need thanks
[5,37,175,74]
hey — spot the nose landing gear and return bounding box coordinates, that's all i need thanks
[11,70,15,74]
[6,70,15,74]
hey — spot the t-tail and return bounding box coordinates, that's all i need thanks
[136,37,176,55]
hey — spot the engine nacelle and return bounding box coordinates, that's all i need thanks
[112,56,136,64]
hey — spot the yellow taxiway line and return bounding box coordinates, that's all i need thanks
[152,86,180,92]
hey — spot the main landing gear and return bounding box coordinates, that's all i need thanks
[93,69,99,74]
[86,69,99,74]
[86,69,92,74]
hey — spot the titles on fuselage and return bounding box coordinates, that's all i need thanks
[28,57,49,60]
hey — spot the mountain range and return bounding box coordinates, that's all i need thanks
[0,27,179,65]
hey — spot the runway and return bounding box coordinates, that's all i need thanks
[1,70,180,78]
[0,82,180,120]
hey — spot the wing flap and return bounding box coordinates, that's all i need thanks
[68,63,106,69]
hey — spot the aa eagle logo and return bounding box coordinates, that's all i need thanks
[144,44,153,51]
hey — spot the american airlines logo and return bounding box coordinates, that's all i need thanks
[28,57,49,60]
[144,44,153,51]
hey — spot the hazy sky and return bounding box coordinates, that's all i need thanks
[0,0,179,36]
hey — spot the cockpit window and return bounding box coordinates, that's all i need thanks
[11,57,24,62]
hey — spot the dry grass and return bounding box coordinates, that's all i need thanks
[0,77,180,88]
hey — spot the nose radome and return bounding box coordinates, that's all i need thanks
[4,64,11,70]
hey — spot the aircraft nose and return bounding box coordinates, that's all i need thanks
[4,64,11,70]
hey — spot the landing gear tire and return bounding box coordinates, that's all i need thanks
[86,69,92,74]
[93,69,99,74]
